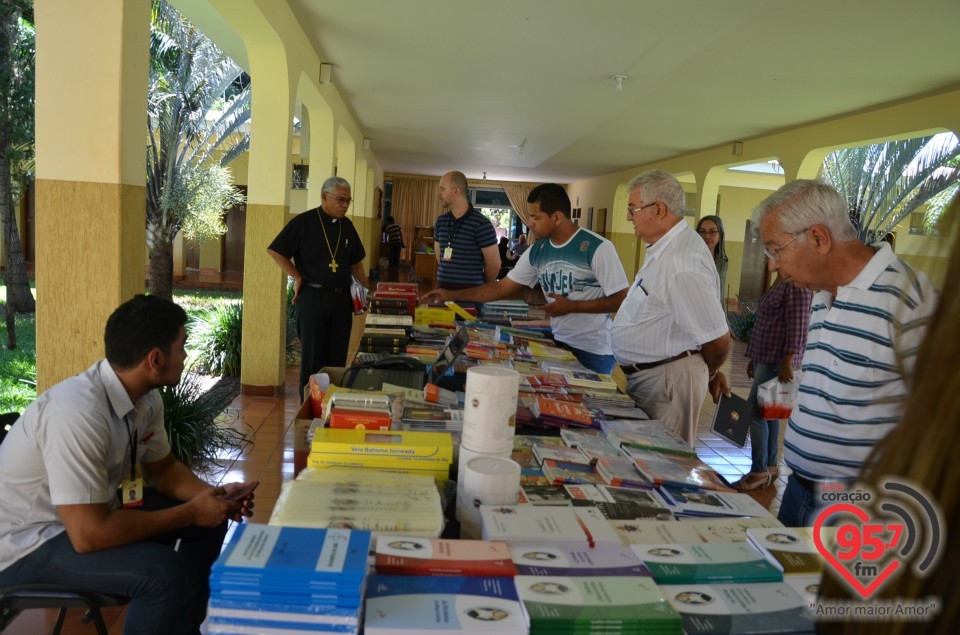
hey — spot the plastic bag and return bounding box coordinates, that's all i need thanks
[351,276,368,314]
[757,375,800,419]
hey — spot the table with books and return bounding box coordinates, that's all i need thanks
[212,282,823,635]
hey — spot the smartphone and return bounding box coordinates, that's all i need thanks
[225,481,259,502]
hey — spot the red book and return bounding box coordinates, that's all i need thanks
[375,538,518,576]
[328,408,391,430]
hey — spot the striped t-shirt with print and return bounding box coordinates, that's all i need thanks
[434,208,498,287]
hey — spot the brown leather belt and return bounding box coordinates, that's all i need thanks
[619,350,698,375]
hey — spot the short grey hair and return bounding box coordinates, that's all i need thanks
[321,176,351,194]
[626,169,686,217]
[752,179,857,241]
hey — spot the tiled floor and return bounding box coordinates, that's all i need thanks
[3,266,784,633]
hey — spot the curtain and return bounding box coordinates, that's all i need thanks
[391,176,444,263]
[502,182,538,244]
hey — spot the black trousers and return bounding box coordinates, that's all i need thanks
[297,285,354,401]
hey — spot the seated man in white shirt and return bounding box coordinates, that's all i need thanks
[422,183,629,374]
[610,170,732,446]
[0,295,255,635]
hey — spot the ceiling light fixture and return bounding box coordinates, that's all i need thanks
[612,75,627,92]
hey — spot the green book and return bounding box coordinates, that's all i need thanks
[631,543,783,585]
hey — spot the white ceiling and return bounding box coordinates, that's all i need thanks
[279,1,960,183]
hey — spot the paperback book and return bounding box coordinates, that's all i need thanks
[661,582,815,634]
[375,537,517,577]
[630,543,784,585]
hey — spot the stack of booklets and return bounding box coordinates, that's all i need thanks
[374,537,517,577]
[630,543,784,585]
[481,299,530,320]
[528,341,578,362]
[307,428,453,480]
[365,313,414,329]
[515,575,682,634]
[207,524,371,635]
[479,504,594,548]
[531,395,601,429]
[660,582,815,634]
[607,517,785,548]
[510,545,652,577]
[400,404,463,433]
[582,391,648,419]
[745,527,826,576]
[631,455,734,492]
[657,485,774,519]
[374,282,420,316]
[561,370,618,392]
[364,575,527,634]
[269,469,444,537]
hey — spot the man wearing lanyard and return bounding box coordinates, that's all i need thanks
[0,295,255,635]
[268,176,370,400]
[422,183,629,374]
[433,171,500,290]
[610,170,732,447]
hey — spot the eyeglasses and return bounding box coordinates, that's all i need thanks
[697,229,719,237]
[325,193,353,205]
[627,201,657,217]
[763,228,809,261]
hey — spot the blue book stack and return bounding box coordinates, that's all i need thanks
[207,523,372,634]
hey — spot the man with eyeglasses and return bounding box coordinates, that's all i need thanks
[268,176,370,400]
[610,170,731,447]
[753,179,938,527]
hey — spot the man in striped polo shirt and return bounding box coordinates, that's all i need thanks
[434,171,500,290]
[754,180,938,527]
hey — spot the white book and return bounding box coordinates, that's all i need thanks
[479,505,590,548]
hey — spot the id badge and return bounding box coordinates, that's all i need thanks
[442,246,453,261]
[122,476,144,508]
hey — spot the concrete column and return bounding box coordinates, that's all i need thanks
[34,0,150,390]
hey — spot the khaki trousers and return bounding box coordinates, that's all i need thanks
[624,353,709,446]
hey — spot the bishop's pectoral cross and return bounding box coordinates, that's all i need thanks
[329,260,339,272]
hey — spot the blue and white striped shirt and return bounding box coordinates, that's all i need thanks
[783,243,938,480]
[434,207,498,287]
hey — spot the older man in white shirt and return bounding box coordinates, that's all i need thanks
[611,170,731,445]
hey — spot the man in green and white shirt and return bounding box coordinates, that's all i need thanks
[422,183,628,374]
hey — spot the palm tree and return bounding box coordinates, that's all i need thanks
[147,0,249,299]
[821,134,960,244]
[0,1,35,322]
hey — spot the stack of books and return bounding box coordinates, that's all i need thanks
[307,428,453,480]
[631,542,784,585]
[745,527,826,576]
[510,545,652,577]
[207,524,371,635]
[531,394,601,429]
[400,404,462,433]
[661,582,816,634]
[269,469,444,536]
[373,282,420,316]
[561,369,618,392]
[364,575,527,634]
[360,327,409,353]
[515,575,682,634]
[481,299,530,320]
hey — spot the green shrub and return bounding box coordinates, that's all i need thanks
[728,306,757,342]
[159,371,248,471]
[188,300,243,377]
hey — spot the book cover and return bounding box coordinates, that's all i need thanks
[631,543,784,584]
[213,524,371,581]
[514,575,681,630]
[632,457,734,492]
[659,486,775,519]
[510,545,652,577]
[519,484,572,506]
[594,456,650,488]
[711,393,753,448]
[375,537,517,577]
[661,582,815,634]
[746,527,824,575]
[310,429,453,462]
[541,459,604,485]
[364,575,527,635]
[607,519,705,546]
[532,443,590,465]
[329,408,392,431]
[479,505,589,546]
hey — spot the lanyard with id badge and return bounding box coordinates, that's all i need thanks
[121,416,144,508]
[442,211,469,261]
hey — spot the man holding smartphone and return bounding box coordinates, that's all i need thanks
[0,295,256,635]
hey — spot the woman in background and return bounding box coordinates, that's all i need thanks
[734,273,812,491]
[696,215,729,303]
